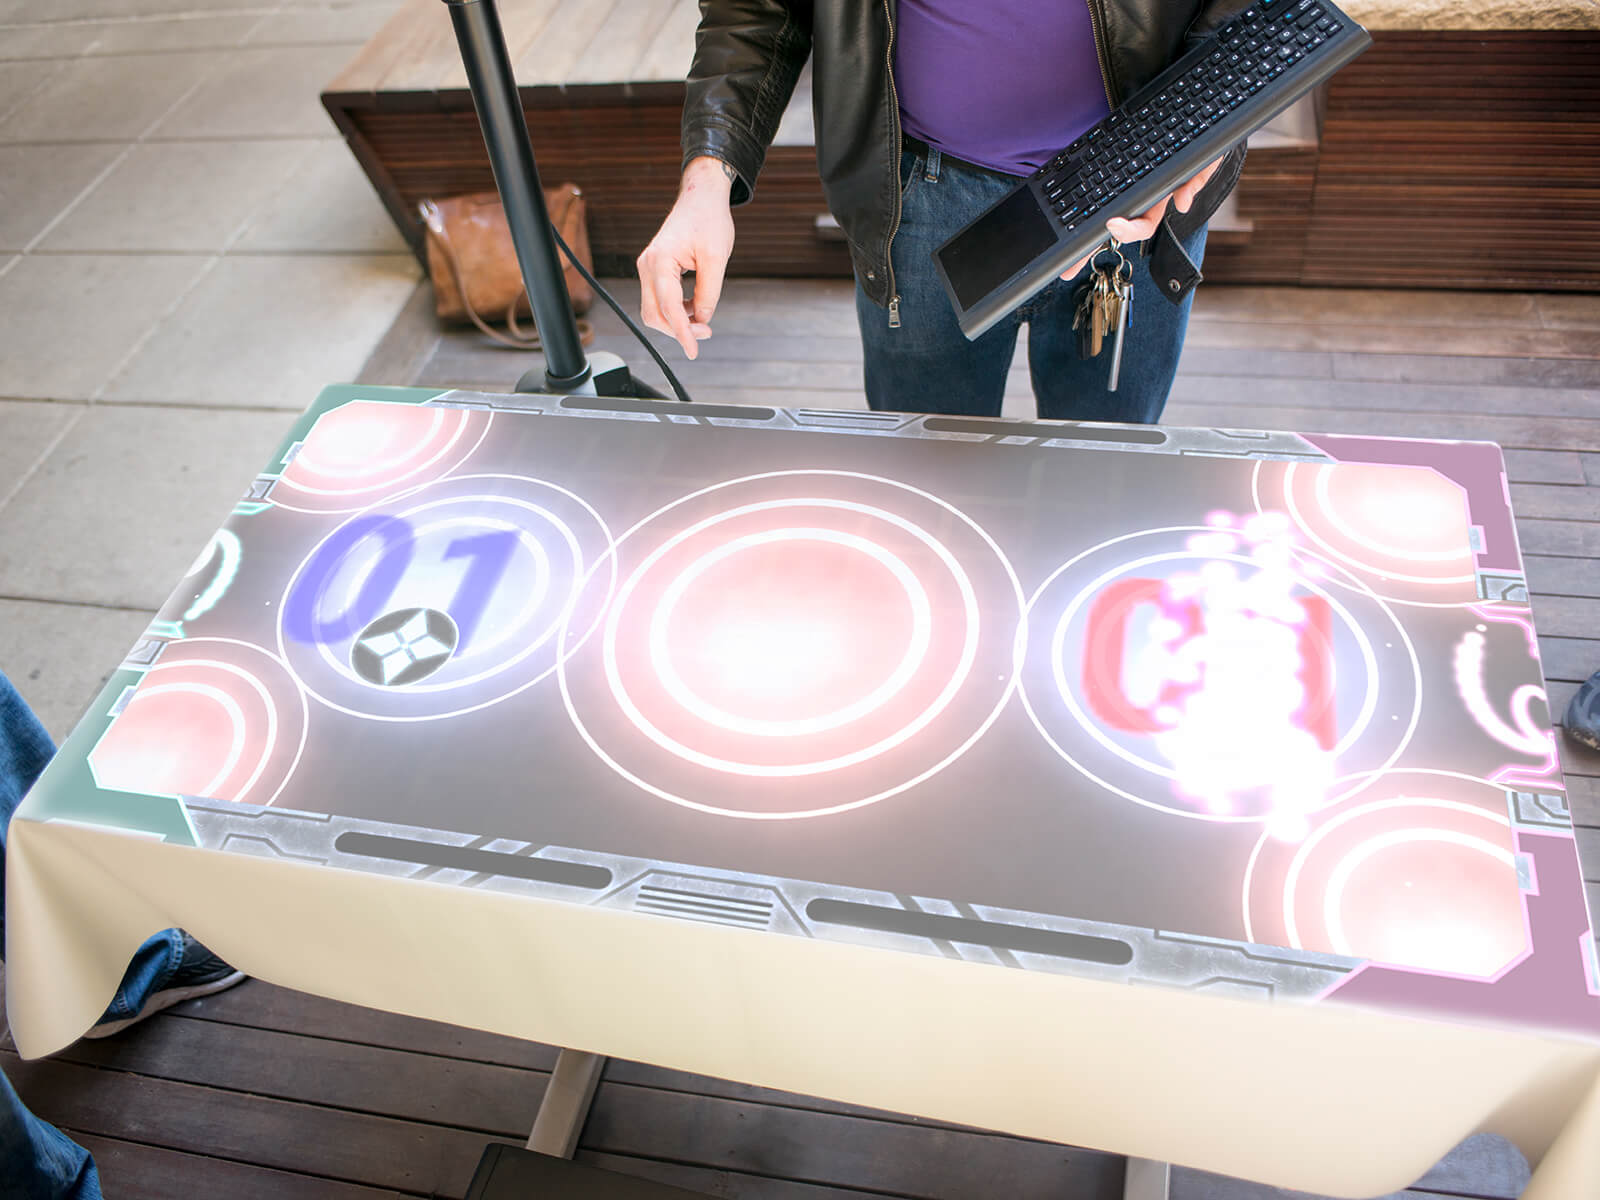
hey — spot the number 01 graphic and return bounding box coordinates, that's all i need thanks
[283,515,519,650]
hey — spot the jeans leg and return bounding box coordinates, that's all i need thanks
[1027,223,1209,425]
[0,670,56,955]
[0,1069,102,1200]
[857,149,1022,418]
[0,670,186,1013]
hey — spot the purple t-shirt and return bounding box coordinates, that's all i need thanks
[894,1,1111,177]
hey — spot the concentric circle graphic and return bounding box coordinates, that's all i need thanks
[1018,517,1422,825]
[271,401,493,515]
[277,473,615,721]
[89,638,309,807]
[1252,460,1479,606]
[557,470,1025,819]
[1243,770,1528,979]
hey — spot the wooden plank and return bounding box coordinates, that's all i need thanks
[323,0,436,97]
[581,1084,1127,1200]
[1176,1132,1527,1199]
[1525,556,1600,599]
[437,0,563,92]
[577,1151,883,1199]
[1500,450,1590,487]
[167,980,980,1133]
[1171,375,1600,421]
[1176,347,1334,380]
[1508,483,1600,522]
[1159,403,1600,453]
[53,1011,547,1136]
[1569,776,1600,828]
[1515,519,1600,559]
[1186,321,1600,360]
[170,979,555,1070]
[1527,595,1600,642]
[2,1052,492,1199]
[1328,353,1600,390]
[568,0,677,86]
[1539,635,1599,684]
[1576,829,1600,881]
[69,1132,408,1200]
[633,0,702,84]
[366,0,462,95]
[513,0,622,87]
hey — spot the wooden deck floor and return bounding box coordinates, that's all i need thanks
[6,279,1598,1200]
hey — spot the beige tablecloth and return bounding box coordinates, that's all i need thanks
[9,816,1600,1199]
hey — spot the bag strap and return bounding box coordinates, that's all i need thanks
[419,199,543,350]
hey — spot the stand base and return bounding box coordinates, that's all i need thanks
[517,350,667,400]
[1125,1157,1172,1200]
[527,1049,607,1158]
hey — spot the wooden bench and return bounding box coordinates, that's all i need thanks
[321,0,1600,290]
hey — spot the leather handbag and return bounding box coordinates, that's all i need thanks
[419,184,595,349]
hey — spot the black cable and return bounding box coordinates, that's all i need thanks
[547,223,694,404]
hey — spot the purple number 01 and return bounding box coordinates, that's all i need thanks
[284,516,519,650]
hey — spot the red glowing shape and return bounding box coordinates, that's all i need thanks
[1081,577,1336,749]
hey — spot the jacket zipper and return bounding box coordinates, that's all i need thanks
[882,0,902,328]
[1085,0,1118,109]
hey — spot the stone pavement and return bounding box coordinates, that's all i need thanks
[0,0,415,738]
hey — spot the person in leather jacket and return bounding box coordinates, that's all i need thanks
[638,0,1248,424]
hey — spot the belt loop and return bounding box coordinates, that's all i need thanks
[924,145,941,183]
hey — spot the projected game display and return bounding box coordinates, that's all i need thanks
[38,385,1600,1037]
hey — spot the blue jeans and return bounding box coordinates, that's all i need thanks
[856,144,1206,423]
[1,671,184,1199]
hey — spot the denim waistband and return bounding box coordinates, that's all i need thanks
[900,136,1021,183]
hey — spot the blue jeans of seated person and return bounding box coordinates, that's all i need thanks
[0,670,185,1199]
[856,144,1207,424]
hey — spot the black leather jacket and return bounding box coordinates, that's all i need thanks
[682,0,1248,310]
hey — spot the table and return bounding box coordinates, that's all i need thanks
[8,384,1600,1198]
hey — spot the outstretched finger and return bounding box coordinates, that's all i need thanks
[647,260,698,359]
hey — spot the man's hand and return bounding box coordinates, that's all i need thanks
[1059,156,1220,281]
[1104,156,1221,246]
[638,156,738,359]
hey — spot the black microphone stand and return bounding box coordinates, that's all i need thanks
[441,0,663,398]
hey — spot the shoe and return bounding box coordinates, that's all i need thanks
[83,933,245,1039]
[1564,670,1600,753]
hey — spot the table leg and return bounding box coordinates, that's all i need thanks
[526,1049,607,1158]
[1124,1157,1171,1200]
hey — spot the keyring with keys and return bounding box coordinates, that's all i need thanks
[1071,237,1135,391]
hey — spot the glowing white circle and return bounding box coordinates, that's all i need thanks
[602,497,978,777]
[1017,527,1422,823]
[273,407,492,509]
[1319,827,1517,962]
[131,682,247,800]
[1239,770,1522,950]
[646,527,933,738]
[558,470,1025,818]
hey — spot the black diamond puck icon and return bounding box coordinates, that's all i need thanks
[350,607,459,686]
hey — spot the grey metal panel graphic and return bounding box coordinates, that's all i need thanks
[183,799,1355,1001]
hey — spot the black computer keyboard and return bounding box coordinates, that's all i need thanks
[933,0,1370,339]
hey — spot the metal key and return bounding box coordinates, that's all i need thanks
[1074,240,1134,368]
[1106,253,1134,392]
[1072,273,1103,358]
